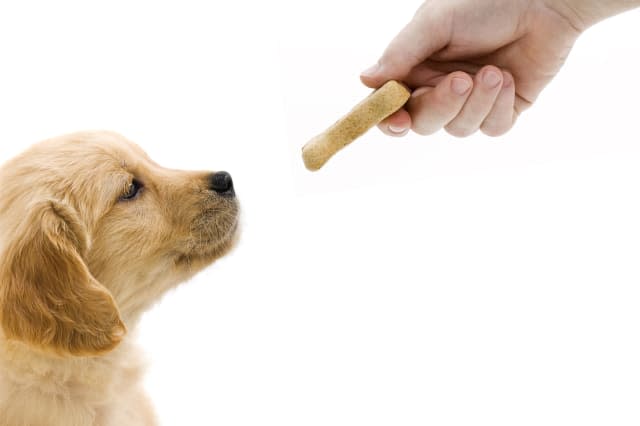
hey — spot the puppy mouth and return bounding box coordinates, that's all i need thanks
[191,215,239,251]
[175,201,240,265]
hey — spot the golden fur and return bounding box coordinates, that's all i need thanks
[0,131,239,425]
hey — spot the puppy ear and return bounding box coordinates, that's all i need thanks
[0,201,126,356]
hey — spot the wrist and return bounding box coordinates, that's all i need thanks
[552,0,640,30]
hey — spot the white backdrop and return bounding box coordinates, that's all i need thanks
[1,1,640,425]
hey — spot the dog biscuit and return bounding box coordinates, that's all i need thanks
[302,80,411,171]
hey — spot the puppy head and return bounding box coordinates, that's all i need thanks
[0,131,239,356]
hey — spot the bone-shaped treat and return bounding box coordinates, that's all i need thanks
[302,80,411,171]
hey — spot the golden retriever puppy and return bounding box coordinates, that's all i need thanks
[0,131,239,426]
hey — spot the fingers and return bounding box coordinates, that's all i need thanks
[388,67,516,138]
[405,72,473,136]
[360,4,451,88]
[378,108,412,137]
[445,66,504,137]
[370,66,517,139]
[481,71,516,136]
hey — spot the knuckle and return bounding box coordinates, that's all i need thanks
[411,122,437,136]
[445,123,475,138]
[482,113,517,137]
[481,124,507,137]
[407,109,440,136]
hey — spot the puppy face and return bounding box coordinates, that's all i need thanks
[0,131,239,356]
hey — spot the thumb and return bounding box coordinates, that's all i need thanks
[361,4,451,88]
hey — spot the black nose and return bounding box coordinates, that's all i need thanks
[209,171,234,196]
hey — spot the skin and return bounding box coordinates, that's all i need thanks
[360,0,640,138]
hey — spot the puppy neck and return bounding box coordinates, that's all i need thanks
[0,330,145,399]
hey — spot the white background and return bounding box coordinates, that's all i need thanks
[1,1,640,425]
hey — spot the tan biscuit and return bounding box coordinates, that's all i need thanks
[302,80,411,171]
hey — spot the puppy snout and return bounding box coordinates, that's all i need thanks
[208,171,234,196]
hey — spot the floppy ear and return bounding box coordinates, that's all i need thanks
[0,200,126,356]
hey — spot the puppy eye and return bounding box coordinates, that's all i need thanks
[120,179,143,201]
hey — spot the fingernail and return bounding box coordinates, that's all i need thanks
[361,63,380,77]
[388,125,408,135]
[451,77,471,95]
[483,70,502,88]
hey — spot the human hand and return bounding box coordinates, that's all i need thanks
[361,0,587,137]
